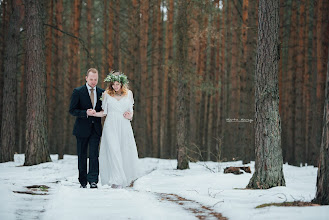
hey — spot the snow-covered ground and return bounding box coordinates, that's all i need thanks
[0,154,328,220]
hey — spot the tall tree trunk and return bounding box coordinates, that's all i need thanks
[239,0,257,164]
[160,0,173,158]
[55,0,64,159]
[0,0,11,141]
[309,0,319,166]
[107,0,114,74]
[128,0,142,157]
[314,0,329,165]
[114,0,120,70]
[187,4,199,160]
[102,0,108,88]
[312,49,329,205]
[86,0,93,68]
[24,0,51,166]
[69,0,82,88]
[18,29,26,154]
[66,0,82,157]
[139,0,150,156]
[245,0,257,163]
[0,0,22,162]
[151,0,162,158]
[219,2,226,161]
[279,0,290,163]
[197,10,208,156]
[285,0,298,165]
[176,0,190,170]
[295,0,306,165]
[207,11,216,161]
[247,0,285,189]
[45,0,53,153]
[222,0,232,161]
[230,0,240,159]
[214,1,221,161]
[303,0,312,165]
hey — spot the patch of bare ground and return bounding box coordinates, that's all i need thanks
[13,185,50,195]
[157,193,228,220]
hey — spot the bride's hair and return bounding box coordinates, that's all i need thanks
[106,72,129,96]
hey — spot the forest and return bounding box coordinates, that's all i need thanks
[0,0,328,167]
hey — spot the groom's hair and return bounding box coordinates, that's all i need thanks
[86,68,98,76]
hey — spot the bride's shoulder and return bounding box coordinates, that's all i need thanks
[102,91,109,98]
[127,89,134,97]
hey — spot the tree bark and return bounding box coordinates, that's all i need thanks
[222,0,233,161]
[54,0,64,159]
[160,0,173,159]
[247,0,285,189]
[176,0,190,170]
[139,0,150,156]
[24,0,51,166]
[102,0,108,88]
[284,0,298,165]
[151,0,162,158]
[313,49,329,205]
[69,0,82,88]
[303,0,312,165]
[239,0,257,164]
[66,0,82,157]
[315,0,329,166]
[295,0,306,165]
[309,0,319,166]
[86,0,93,68]
[107,0,114,73]
[230,0,240,158]
[0,0,11,142]
[219,1,226,161]
[0,0,23,162]
[45,0,53,153]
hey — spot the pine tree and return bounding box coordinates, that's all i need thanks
[24,0,51,166]
[176,0,190,170]
[247,0,285,189]
[1,0,22,162]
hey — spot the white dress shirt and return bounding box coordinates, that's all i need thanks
[86,83,97,109]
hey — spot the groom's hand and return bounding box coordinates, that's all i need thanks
[87,109,96,116]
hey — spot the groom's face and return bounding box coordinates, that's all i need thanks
[86,72,98,88]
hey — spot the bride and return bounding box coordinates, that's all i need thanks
[91,71,139,188]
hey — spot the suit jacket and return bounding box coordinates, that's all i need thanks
[69,85,105,138]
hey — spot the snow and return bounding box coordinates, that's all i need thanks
[0,154,328,220]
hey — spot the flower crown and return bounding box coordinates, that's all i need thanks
[104,70,129,85]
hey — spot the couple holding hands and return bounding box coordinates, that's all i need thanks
[69,68,139,189]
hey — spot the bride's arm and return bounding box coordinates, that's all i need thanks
[93,110,106,117]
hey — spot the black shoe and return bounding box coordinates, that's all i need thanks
[90,182,98,189]
[80,184,87,188]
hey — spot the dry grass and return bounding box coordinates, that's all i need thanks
[256,201,320,208]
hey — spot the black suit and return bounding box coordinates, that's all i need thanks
[69,84,105,186]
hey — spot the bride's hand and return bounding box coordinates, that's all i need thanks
[123,111,132,120]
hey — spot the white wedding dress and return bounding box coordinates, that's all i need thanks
[99,90,140,187]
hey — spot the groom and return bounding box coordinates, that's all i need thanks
[69,68,104,188]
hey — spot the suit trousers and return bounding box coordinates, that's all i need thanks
[76,123,100,185]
